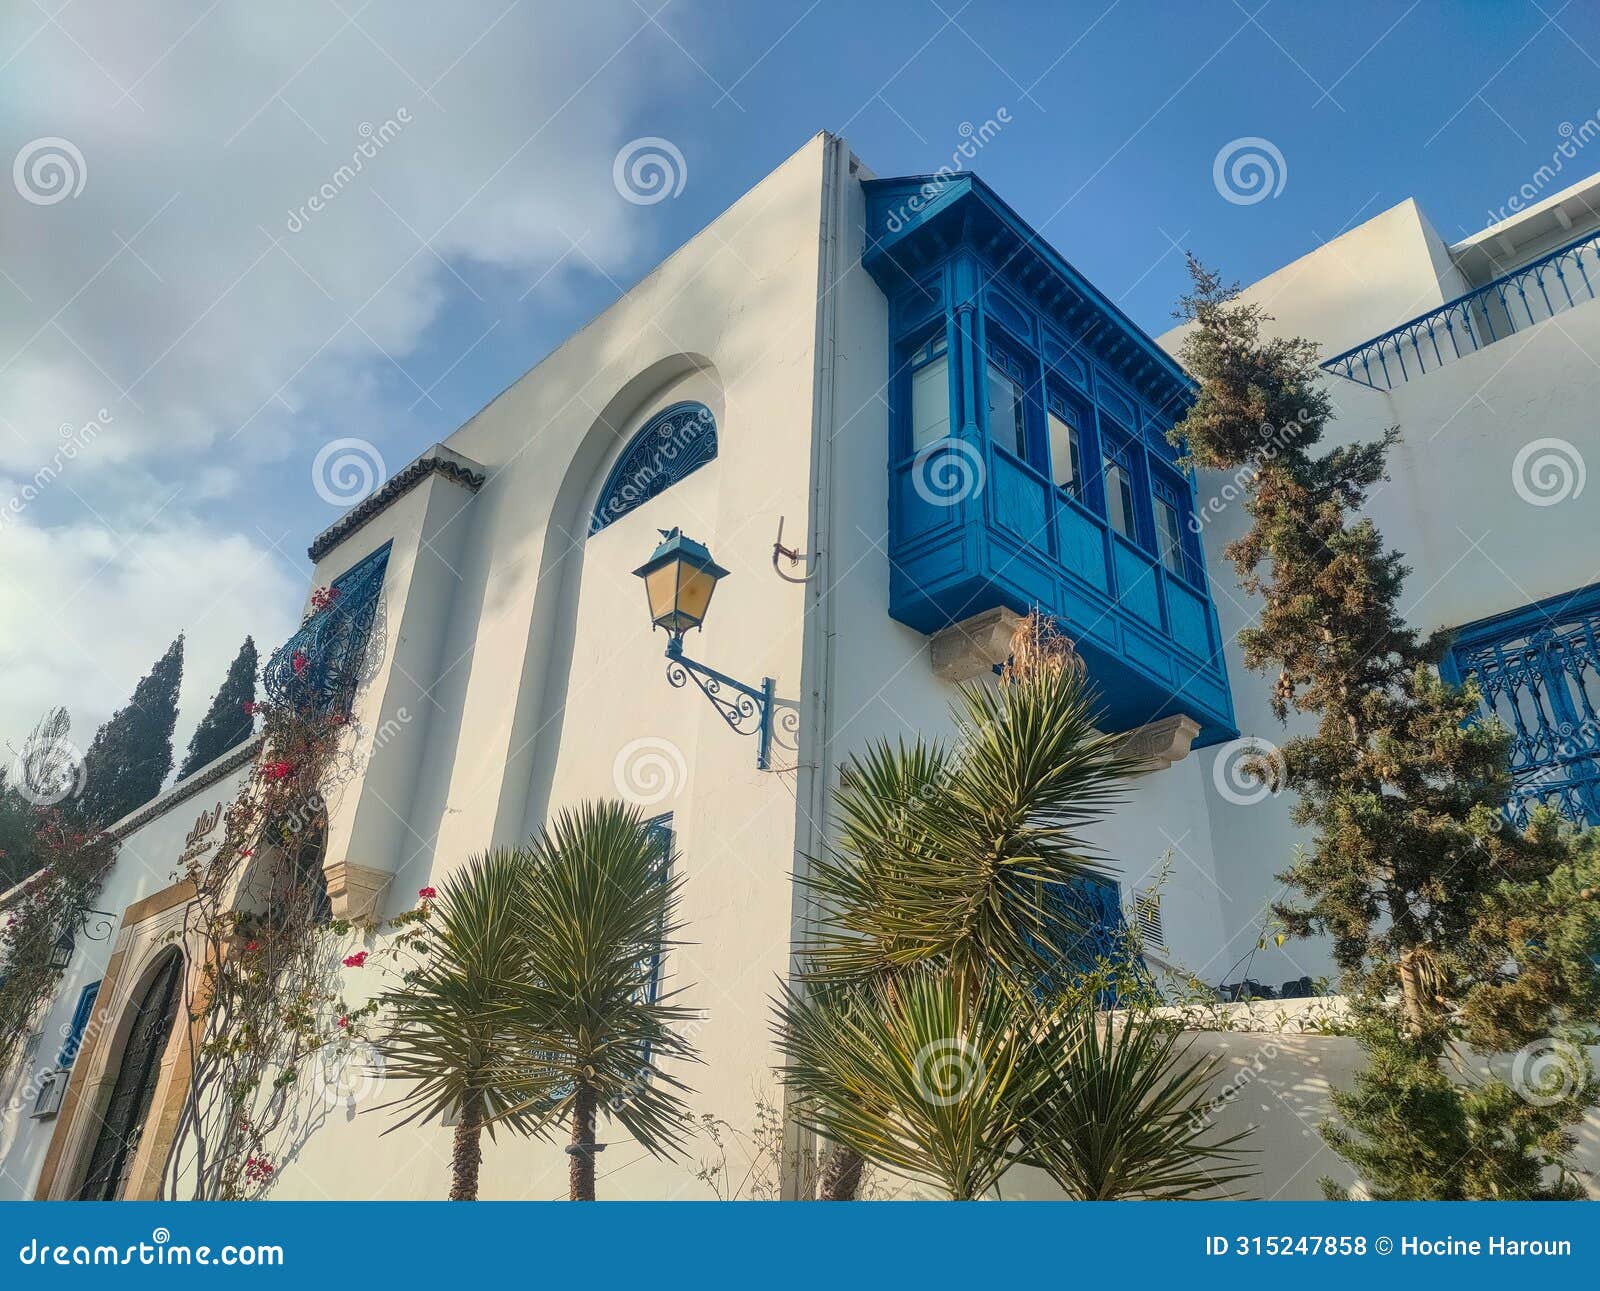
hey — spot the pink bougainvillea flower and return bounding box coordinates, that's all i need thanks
[242,701,259,716]
[291,650,308,675]
[418,886,438,900]
[245,940,260,953]
[337,1015,349,1029]
[342,951,368,968]
[261,761,292,781]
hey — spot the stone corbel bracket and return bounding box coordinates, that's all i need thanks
[929,607,1200,770]
[324,860,393,922]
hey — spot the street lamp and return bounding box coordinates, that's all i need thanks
[49,928,74,970]
[634,529,775,769]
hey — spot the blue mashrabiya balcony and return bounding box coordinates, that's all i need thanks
[862,172,1237,747]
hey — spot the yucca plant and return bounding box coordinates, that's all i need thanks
[501,800,702,1200]
[373,848,555,1200]
[793,616,1145,1197]
[785,612,1255,1199]
[777,966,1059,1199]
[805,639,1145,985]
[1022,999,1255,1198]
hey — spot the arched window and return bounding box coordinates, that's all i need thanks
[77,949,184,1200]
[589,402,717,535]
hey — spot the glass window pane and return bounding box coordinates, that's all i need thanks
[986,362,1025,458]
[1156,497,1187,575]
[910,355,950,450]
[1105,459,1136,540]
[1048,410,1082,495]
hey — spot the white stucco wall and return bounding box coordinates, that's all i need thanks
[247,133,834,1200]
[0,754,256,1200]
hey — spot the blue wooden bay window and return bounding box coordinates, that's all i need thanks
[1441,582,1600,828]
[864,171,1237,746]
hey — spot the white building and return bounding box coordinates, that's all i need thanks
[4,134,1599,1201]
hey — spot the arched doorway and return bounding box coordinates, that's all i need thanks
[76,949,184,1200]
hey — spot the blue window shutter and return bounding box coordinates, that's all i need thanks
[58,979,101,1068]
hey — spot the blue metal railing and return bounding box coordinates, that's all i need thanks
[1322,227,1600,390]
[264,545,389,715]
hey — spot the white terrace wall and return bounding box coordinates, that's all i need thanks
[1004,1021,1600,1202]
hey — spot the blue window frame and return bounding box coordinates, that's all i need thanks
[1032,874,1143,1002]
[1151,471,1198,583]
[525,814,674,1107]
[983,342,1032,464]
[641,813,673,1006]
[58,979,101,1068]
[590,402,717,535]
[635,813,674,1072]
[1441,582,1600,828]
[1045,385,1092,503]
[902,330,951,455]
[1100,425,1141,545]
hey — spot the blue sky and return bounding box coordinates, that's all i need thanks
[4,0,1599,757]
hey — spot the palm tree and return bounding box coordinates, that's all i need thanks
[373,848,555,1200]
[784,611,1254,1199]
[502,800,701,1200]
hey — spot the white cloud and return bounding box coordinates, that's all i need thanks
[0,515,302,770]
[0,1,688,761]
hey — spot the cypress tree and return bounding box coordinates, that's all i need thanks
[75,635,184,829]
[177,637,258,780]
[1173,258,1600,1198]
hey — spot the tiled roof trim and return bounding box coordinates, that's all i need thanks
[307,456,486,562]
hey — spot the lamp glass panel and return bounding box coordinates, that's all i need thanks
[675,563,718,627]
[643,563,683,629]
